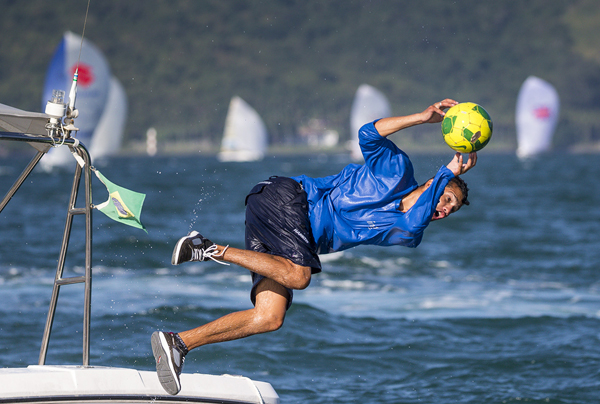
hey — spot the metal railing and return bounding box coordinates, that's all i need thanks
[0,132,93,366]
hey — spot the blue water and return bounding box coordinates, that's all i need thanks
[1,152,599,403]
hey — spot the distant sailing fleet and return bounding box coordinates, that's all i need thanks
[39,32,559,167]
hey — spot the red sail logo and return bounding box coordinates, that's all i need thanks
[533,106,551,119]
[70,64,94,87]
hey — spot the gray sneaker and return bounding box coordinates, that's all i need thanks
[151,331,187,395]
[171,231,224,265]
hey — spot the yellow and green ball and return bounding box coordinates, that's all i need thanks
[441,102,493,152]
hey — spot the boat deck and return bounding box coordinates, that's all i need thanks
[0,366,278,403]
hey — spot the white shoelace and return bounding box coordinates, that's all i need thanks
[192,244,230,265]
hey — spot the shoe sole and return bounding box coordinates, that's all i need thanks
[151,331,181,395]
[171,231,200,265]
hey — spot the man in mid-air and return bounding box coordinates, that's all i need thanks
[152,98,477,395]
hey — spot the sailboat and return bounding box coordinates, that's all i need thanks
[40,31,127,168]
[89,76,128,158]
[0,99,280,402]
[217,96,268,162]
[349,84,391,161]
[515,76,559,159]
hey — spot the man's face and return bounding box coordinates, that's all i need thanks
[431,183,463,221]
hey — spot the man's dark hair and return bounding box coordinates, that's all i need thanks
[420,176,470,206]
[449,176,470,206]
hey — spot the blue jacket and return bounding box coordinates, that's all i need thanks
[292,120,454,254]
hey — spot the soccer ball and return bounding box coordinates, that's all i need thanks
[441,102,493,152]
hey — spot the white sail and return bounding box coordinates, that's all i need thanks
[89,77,128,158]
[217,96,268,162]
[515,76,559,159]
[350,84,391,161]
[41,32,127,168]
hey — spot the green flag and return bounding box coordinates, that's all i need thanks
[94,169,147,232]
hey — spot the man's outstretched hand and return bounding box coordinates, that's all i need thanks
[420,99,459,124]
[447,152,477,176]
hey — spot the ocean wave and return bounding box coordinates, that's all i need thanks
[3,261,599,321]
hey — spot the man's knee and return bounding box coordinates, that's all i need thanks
[254,297,287,332]
[254,278,289,333]
[289,263,311,290]
[255,309,285,333]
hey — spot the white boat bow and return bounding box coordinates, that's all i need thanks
[0,366,279,403]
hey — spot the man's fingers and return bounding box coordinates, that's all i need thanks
[448,151,478,176]
[467,152,477,169]
[470,152,478,165]
[460,152,478,174]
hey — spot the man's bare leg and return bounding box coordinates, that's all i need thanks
[153,239,305,394]
[213,245,312,290]
[178,278,289,350]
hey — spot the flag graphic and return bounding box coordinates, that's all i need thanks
[94,169,147,232]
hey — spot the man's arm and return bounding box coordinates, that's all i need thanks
[374,99,458,137]
[446,151,477,176]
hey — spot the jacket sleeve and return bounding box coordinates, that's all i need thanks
[400,166,455,241]
[358,121,415,183]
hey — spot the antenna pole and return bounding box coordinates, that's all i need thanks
[68,0,91,115]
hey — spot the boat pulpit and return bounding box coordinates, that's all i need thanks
[0,103,279,404]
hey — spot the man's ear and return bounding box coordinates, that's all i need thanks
[424,178,434,188]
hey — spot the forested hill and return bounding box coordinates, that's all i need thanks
[1,0,600,151]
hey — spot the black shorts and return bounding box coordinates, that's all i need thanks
[245,176,321,309]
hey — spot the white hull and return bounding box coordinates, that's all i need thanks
[218,149,265,162]
[0,366,279,404]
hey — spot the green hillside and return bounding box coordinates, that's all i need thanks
[1,0,599,153]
